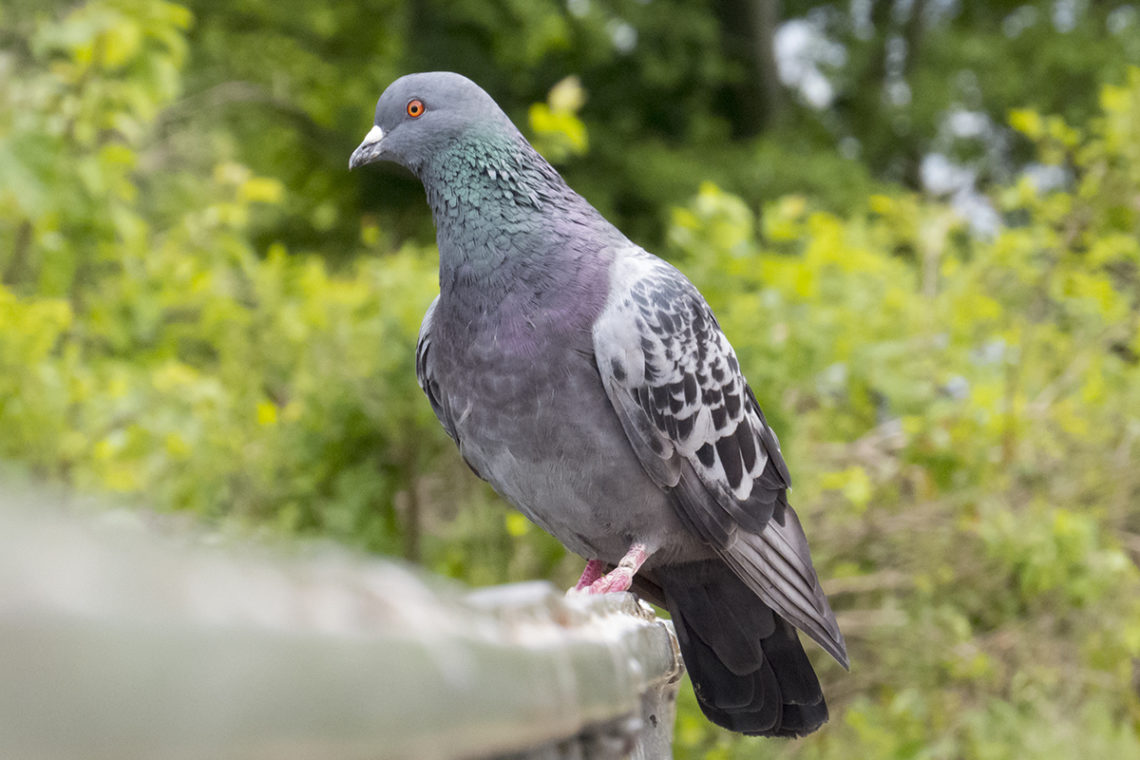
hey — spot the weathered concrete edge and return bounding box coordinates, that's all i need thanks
[0,503,684,760]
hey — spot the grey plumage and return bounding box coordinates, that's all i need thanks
[352,71,847,737]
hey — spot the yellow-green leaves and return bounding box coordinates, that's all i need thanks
[661,72,1140,760]
[669,181,757,260]
[528,76,589,163]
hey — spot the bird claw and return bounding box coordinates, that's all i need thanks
[566,543,647,596]
[569,558,607,593]
[584,566,635,594]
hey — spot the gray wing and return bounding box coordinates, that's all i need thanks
[592,248,848,668]
[415,296,457,442]
[416,297,486,480]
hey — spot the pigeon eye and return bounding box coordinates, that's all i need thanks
[406,99,425,118]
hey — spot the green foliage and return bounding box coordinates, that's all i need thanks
[0,0,452,556]
[661,75,1140,758]
[2,2,1139,758]
[528,76,590,163]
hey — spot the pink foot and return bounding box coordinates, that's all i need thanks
[572,559,607,591]
[586,566,635,593]
[576,543,649,596]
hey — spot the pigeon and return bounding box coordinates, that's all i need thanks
[350,72,847,737]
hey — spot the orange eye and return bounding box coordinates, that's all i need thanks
[406,99,425,118]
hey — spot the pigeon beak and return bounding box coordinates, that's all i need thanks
[349,125,385,170]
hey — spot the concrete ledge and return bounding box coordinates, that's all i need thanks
[0,502,683,760]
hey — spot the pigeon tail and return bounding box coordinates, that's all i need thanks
[657,560,829,737]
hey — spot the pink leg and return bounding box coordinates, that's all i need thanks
[583,543,649,595]
[573,559,608,591]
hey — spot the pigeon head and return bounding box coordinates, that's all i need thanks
[349,72,516,174]
[350,72,611,286]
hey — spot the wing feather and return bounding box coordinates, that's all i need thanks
[416,296,490,480]
[415,296,453,440]
[593,248,847,668]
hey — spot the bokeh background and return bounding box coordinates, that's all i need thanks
[2,1,1140,757]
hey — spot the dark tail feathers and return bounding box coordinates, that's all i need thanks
[657,560,829,737]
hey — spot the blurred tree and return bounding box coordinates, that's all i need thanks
[717,0,786,133]
[99,0,1133,252]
